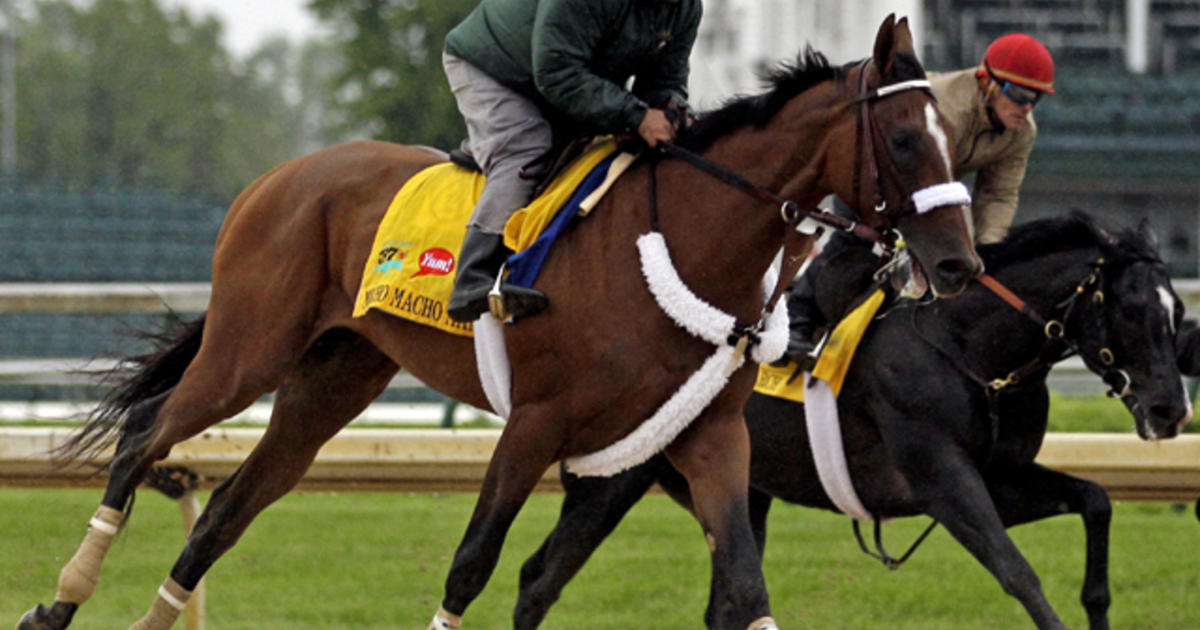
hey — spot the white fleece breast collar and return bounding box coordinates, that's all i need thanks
[474,231,788,477]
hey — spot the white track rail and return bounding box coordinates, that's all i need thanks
[2,427,1198,500]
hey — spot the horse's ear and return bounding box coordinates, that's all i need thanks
[1137,217,1160,251]
[872,13,897,70]
[891,17,916,55]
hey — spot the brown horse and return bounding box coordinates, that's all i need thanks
[19,15,980,630]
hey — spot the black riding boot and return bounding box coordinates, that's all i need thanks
[779,271,828,371]
[448,228,548,322]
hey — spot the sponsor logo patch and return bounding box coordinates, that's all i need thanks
[372,241,411,274]
[414,247,455,277]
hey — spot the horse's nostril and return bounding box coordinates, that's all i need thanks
[935,259,973,283]
[1151,404,1187,429]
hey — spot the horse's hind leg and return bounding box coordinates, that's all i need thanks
[17,313,262,630]
[988,463,1113,630]
[20,309,318,630]
[665,411,775,630]
[514,457,668,629]
[20,386,270,630]
[126,328,397,629]
[16,389,176,630]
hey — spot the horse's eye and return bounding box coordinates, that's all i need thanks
[890,131,918,153]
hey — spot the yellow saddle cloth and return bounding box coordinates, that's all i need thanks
[352,140,619,336]
[753,289,886,403]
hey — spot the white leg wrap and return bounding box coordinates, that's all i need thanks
[128,578,191,630]
[55,505,123,604]
[428,606,462,630]
[747,616,779,630]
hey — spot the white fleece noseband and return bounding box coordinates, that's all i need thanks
[911,181,971,214]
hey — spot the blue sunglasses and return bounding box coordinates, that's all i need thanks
[985,64,1043,107]
[998,80,1043,107]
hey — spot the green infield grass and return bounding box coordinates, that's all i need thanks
[3,488,1198,629]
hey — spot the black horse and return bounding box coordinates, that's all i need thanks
[514,213,1191,630]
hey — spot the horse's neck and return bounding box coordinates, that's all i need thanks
[959,250,1097,375]
[652,110,836,319]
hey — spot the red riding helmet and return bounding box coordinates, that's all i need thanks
[979,33,1055,94]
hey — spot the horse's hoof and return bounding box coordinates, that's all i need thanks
[17,605,49,630]
[16,602,76,630]
[746,617,779,630]
[427,606,461,630]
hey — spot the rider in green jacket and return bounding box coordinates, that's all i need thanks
[443,0,701,322]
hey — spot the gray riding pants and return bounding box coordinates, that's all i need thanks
[443,52,554,234]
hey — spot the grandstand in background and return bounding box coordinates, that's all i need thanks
[688,0,1200,277]
[3,0,1200,375]
[920,0,1200,277]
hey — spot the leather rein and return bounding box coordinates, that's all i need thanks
[976,263,1128,398]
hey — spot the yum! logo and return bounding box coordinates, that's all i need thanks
[413,247,455,277]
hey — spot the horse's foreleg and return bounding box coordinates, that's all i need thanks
[665,413,775,630]
[514,457,667,629]
[747,488,773,559]
[432,414,562,630]
[916,455,1067,630]
[988,463,1112,630]
[126,330,397,630]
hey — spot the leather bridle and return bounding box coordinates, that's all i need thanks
[851,58,969,223]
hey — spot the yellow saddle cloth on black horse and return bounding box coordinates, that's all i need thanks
[754,289,887,402]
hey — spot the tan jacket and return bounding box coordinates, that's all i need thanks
[929,69,1037,244]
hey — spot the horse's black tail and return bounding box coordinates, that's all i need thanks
[54,314,207,466]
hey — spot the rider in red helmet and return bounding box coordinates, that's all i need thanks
[780,33,1055,369]
[944,31,1054,243]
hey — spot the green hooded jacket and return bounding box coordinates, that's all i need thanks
[445,0,701,136]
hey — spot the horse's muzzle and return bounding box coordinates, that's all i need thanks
[1130,391,1192,441]
[928,255,983,298]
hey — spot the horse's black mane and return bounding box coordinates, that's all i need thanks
[979,211,1161,271]
[676,47,926,153]
[676,47,846,152]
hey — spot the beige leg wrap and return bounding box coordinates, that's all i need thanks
[747,617,779,630]
[55,505,123,604]
[427,606,462,630]
[128,578,191,630]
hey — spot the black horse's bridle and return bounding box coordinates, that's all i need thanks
[906,259,1134,461]
[976,261,1130,399]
